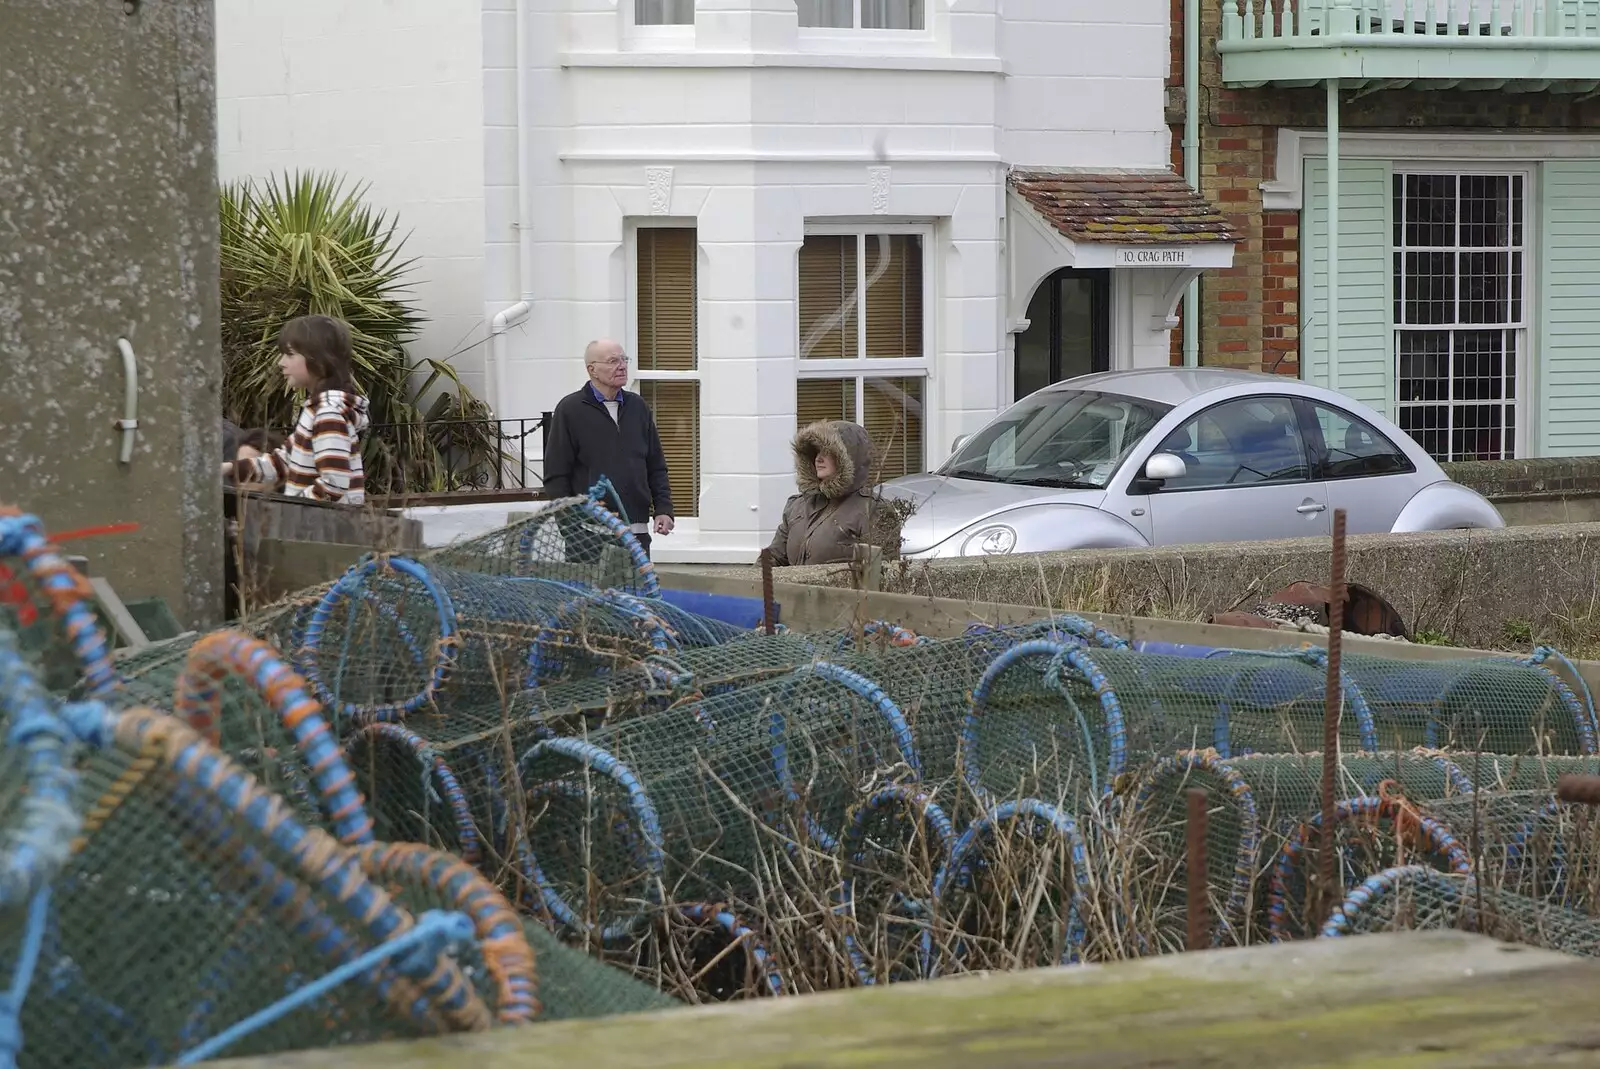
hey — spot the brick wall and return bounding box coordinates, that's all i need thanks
[1167,0,1600,375]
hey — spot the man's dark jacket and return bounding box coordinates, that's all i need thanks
[544,384,675,524]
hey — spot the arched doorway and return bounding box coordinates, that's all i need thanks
[1013,267,1110,401]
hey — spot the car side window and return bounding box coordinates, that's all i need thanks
[1153,397,1311,491]
[1307,403,1414,479]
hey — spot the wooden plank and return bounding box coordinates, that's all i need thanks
[652,568,1600,701]
[206,933,1600,1068]
[227,488,424,555]
[87,576,150,649]
[369,489,550,509]
[245,539,372,603]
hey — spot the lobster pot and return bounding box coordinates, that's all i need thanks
[426,496,656,594]
[1438,753,1600,793]
[1322,865,1600,959]
[287,558,697,728]
[516,665,931,941]
[1338,651,1596,755]
[10,711,534,1069]
[1422,790,1600,909]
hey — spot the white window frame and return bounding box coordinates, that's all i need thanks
[625,0,694,48]
[796,222,936,471]
[1390,165,1534,462]
[797,0,931,30]
[626,220,702,526]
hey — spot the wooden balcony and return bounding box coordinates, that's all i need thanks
[1218,0,1600,89]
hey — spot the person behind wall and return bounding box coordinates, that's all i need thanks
[764,420,876,567]
[543,340,675,559]
[232,428,287,489]
[221,315,370,506]
[222,417,243,461]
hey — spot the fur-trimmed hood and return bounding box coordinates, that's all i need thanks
[793,420,874,500]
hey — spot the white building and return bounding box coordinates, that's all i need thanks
[216,0,1236,561]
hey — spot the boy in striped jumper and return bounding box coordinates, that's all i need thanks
[224,315,370,504]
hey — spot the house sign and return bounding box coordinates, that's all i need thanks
[1115,248,1191,267]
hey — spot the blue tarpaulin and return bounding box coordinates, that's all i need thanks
[658,588,774,631]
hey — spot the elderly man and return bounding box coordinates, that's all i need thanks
[544,339,675,557]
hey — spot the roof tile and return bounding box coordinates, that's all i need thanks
[1009,170,1238,245]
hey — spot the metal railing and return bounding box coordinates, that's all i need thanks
[362,413,552,498]
[1222,0,1600,42]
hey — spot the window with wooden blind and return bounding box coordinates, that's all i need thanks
[634,226,699,517]
[799,234,921,359]
[637,227,697,372]
[796,230,929,483]
[794,377,924,481]
[635,380,699,517]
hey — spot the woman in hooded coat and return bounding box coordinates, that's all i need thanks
[764,420,876,567]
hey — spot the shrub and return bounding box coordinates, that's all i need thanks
[220,171,500,495]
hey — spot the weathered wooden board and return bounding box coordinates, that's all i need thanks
[227,489,424,558]
[208,933,1600,1068]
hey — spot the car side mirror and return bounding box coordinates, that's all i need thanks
[950,434,969,454]
[1144,452,1187,481]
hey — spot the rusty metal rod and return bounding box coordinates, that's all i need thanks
[1186,787,1210,951]
[1556,774,1600,807]
[759,548,776,636]
[1317,508,1348,930]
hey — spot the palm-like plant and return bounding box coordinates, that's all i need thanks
[221,171,501,495]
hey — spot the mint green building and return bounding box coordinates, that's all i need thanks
[1192,0,1600,461]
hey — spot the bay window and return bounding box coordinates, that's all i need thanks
[796,230,929,481]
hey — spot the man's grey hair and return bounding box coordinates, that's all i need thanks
[584,339,623,368]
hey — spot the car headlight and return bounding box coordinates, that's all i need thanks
[962,524,1017,556]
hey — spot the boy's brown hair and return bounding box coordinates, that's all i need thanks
[278,315,358,398]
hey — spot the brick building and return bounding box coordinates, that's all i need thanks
[1168,0,1600,462]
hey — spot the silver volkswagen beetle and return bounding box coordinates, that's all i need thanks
[881,368,1504,559]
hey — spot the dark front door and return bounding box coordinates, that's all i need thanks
[1014,268,1110,402]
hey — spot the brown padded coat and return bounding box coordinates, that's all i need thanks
[764,421,875,567]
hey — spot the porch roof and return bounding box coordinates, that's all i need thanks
[1007,170,1238,247]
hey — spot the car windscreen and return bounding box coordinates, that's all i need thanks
[938,389,1172,490]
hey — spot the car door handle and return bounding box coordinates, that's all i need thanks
[1297,502,1328,514]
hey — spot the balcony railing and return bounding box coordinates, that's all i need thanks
[1223,0,1599,41]
[1219,0,1600,85]
[362,414,553,499]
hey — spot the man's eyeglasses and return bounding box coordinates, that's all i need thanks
[598,356,630,368]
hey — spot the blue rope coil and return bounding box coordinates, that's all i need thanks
[174,909,477,1065]
[1320,865,1471,939]
[769,662,923,852]
[528,590,679,686]
[0,887,52,1069]
[0,630,112,911]
[1518,646,1598,754]
[1505,797,1572,902]
[963,641,1127,804]
[517,736,665,942]
[837,785,955,985]
[298,556,459,722]
[0,513,120,697]
[921,798,1090,978]
[1129,751,1261,946]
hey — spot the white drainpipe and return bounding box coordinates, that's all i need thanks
[115,337,139,464]
[487,0,534,417]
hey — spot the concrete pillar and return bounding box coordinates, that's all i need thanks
[0,0,224,628]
